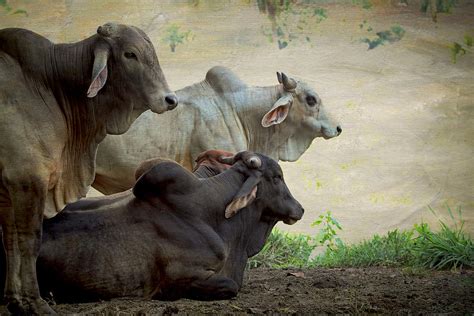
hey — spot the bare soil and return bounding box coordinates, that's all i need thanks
[16,267,469,315]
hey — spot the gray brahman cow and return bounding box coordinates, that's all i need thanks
[0,23,177,314]
[0,150,303,302]
[93,66,341,194]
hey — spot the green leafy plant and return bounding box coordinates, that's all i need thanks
[311,210,343,251]
[162,24,193,53]
[450,34,472,63]
[361,24,405,50]
[421,0,457,22]
[0,0,28,16]
[257,0,328,50]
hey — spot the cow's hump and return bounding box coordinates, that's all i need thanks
[205,66,247,94]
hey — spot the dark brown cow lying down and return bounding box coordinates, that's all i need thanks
[0,151,303,302]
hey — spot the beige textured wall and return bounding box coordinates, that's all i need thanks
[1,0,473,242]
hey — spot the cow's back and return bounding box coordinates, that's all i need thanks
[93,72,252,195]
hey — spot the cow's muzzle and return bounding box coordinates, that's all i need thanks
[165,93,178,110]
[283,205,304,225]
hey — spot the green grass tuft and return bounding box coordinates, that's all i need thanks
[248,206,473,271]
[313,229,416,268]
[247,228,316,269]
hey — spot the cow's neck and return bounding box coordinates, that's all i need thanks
[215,197,277,287]
[232,85,288,159]
[199,168,248,223]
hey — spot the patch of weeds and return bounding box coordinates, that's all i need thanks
[0,0,28,16]
[413,205,473,269]
[247,228,316,269]
[248,206,472,271]
[315,205,472,270]
[257,0,328,50]
[314,229,416,268]
[247,210,341,269]
[420,0,457,22]
[352,0,372,9]
[162,23,193,53]
[450,33,472,63]
[359,20,373,32]
[361,25,405,50]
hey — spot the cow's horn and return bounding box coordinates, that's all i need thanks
[218,155,235,165]
[281,73,297,91]
[276,72,283,84]
[245,156,262,169]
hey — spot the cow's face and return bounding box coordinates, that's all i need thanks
[261,73,342,161]
[256,156,304,225]
[262,72,341,140]
[292,80,341,140]
[221,152,304,225]
[87,23,178,132]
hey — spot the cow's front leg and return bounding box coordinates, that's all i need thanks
[1,174,56,315]
[187,274,239,300]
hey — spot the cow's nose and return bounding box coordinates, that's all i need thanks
[165,94,178,110]
[336,126,342,135]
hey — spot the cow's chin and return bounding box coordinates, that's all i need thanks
[283,218,298,225]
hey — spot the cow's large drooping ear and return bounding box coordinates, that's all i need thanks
[133,161,198,201]
[225,173,261,218]
[87,47,109,98]
[261,94,293,127]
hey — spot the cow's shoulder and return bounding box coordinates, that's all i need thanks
[205,66,247,94]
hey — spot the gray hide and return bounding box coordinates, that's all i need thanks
[94,66,341,194]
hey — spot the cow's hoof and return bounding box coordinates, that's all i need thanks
[7,297,56,316]
[5,296,23,315]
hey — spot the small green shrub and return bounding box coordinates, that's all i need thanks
[0,0,28,16]
[361,25,405,50]
[257,0,328,50]
[450,34,472,63]
[413,206,473,269]
[162,24,193,53]
[247,228,316,269]
[311,210,343,251]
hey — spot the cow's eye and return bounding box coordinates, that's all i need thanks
[124,52,137,60]
[306,95,317,106]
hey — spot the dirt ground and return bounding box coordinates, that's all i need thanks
[1,268,457,315]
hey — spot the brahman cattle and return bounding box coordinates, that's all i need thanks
[0,151,303,302]
[0,23,177,314]
[93,66,342,194]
